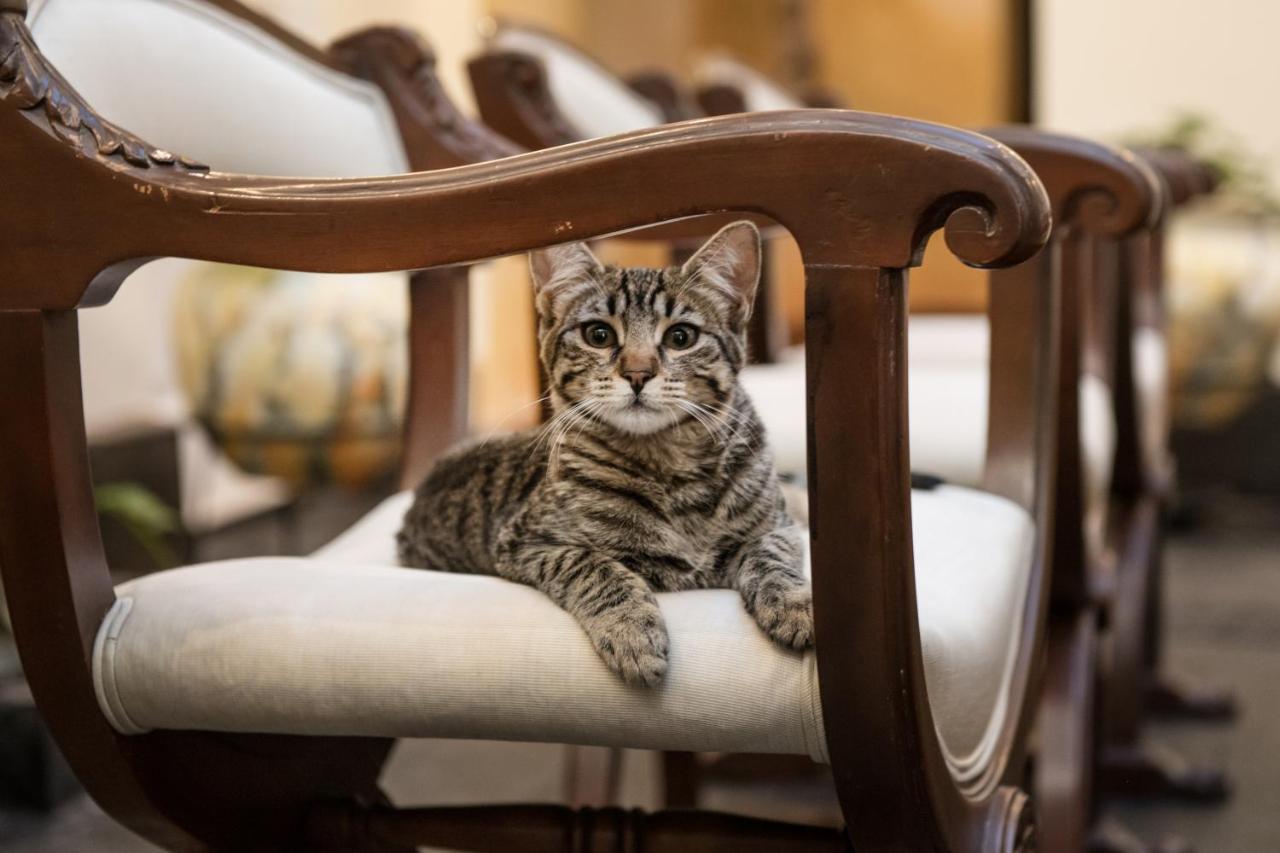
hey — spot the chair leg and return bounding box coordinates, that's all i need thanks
[1088,816,1194,853]
[1142,510,1238,724]
[1098,742,1230,804]
[1142,676,1238,722]
[661,751,701,809]
[1035,610,1098,853]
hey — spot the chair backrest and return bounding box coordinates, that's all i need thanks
[27,0,412,495]
[28,0,407,177]
[489,23,663,139]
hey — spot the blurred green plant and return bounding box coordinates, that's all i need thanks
[1125,112,1280,218]
[94,482,181,568]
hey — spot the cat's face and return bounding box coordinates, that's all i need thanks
[530,221,761,436]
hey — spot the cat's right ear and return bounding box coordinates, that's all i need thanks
[529,242,604,315]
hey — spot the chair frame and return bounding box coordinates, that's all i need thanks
[0,3,1059,850]
[1094,147,1234,809]
[696,74,1173,846]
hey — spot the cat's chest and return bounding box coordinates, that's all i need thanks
[575,465,737,545]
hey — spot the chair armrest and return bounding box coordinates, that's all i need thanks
[0,4,1049,311]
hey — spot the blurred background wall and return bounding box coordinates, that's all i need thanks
[1037,0,1280,189]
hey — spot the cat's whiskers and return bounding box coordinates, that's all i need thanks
[671,398,723,445]
[683,398,759,446]
[530,398,594,456]
[549,398,608,469]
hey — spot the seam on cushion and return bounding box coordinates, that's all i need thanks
[801,651,829,763]
[92,597,147,735]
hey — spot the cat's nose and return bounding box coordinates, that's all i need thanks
[623,369,655,394]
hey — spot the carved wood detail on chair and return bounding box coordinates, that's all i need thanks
[0,13,205,171]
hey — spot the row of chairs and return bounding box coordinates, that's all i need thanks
[0,1,1233,850]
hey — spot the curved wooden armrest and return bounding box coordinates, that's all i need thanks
[0,10,1050,309]
[626,71,701,122]
[1,9,1054,848]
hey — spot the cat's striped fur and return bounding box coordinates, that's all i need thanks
[397,222,810,685]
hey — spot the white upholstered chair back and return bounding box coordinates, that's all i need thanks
[27,0,412,530]
[491,25,663,139]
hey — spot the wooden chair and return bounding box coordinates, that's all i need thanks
[1094,146,1234,810]
[682,70,1208,848]
[0,1,1063,849]
[1124,149,1236,726]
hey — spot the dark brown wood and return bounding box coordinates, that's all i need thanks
[1035,610,1098,853]
[628,71,702,122]
[307,802,852,853]
[399,266,470,489]
[0,7,1055,849]
[331,26,522,170]
[696,83,750,118]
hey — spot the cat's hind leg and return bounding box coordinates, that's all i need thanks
[498,544,670,686]
[728,526,813,650]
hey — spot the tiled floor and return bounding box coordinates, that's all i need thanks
[2,491,1276,852]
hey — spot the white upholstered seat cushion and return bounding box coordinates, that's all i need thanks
[1132,327,1172,480]
[94,487,1033,775]
[492,27,664,139]
[743,316,1116,512]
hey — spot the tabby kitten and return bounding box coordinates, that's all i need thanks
[397,222,810,685]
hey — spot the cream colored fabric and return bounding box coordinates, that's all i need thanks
[94,487,1034,771]
[696,55,804,112]
[28,0,412,526]
[1132,327,1171,482]
[28,0,408,178]
[492,27,664,139]
[742,317,1116,549]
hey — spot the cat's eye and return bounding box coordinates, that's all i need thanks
[582,321,617,349]
[663,323,699,351]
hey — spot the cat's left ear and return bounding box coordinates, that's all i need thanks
[680,221,761,328]
[529,241,604,317]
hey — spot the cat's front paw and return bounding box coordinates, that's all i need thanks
[588,606,670,687]
[754,586,814,650]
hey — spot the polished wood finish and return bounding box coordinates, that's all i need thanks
[0,7,1056,850]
